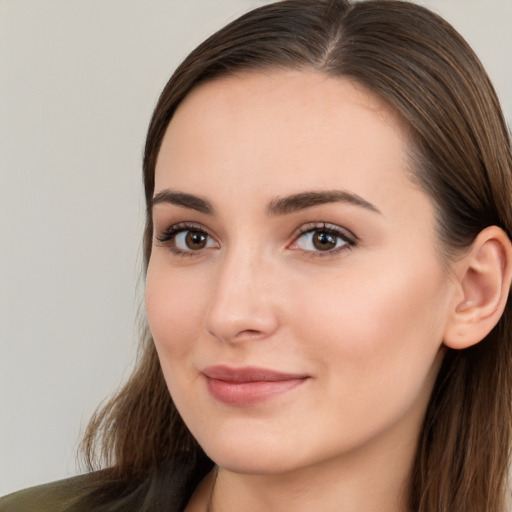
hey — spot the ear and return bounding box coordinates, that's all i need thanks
[444,226,512,349]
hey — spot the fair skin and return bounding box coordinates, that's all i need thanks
[145,70,508,511]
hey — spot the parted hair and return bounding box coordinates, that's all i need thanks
[81,1,512,510]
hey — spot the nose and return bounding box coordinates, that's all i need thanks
[204,248,280,343]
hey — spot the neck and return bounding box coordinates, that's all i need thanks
[207,432,416,512]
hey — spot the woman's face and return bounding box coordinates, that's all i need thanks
[146,70,457,475]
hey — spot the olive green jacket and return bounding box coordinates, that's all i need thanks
[0,456,212,512]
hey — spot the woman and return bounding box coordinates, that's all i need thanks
[2,0,511,511]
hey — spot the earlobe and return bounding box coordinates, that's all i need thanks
[444,226,512,350]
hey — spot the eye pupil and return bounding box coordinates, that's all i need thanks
[313,231,337,251]
[186,231,207,250]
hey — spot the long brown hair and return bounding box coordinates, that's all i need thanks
[81,1,512,510]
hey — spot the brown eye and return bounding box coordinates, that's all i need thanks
[312,231,337,251]
[292,225,353,255]
[155,224,219,255]
[185,231,208,250]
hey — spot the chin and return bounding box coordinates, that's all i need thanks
[205,447,300,475]
[193,425,308,475]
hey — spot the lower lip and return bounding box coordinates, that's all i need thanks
[205,377,307,406]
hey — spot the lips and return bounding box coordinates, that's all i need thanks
[202,365,309,406]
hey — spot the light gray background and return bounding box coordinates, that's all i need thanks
[1,0,511,497]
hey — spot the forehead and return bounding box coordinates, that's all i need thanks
[154,70,425,221]
[164,70,403,154]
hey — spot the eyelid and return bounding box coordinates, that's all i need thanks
[155,221,204,242]
[292,222,357,242]
[288,222,357,255]
[155,222,219,255]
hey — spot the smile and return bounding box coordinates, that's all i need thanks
[202,365,310,406]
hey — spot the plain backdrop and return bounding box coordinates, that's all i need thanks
[1,0,511,497]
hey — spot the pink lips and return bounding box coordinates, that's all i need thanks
[202,365,309,406]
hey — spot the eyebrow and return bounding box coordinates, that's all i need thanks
[151,188,381,216]
[266,190,381,216]
[151,190,214,214]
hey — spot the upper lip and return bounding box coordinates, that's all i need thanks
[202,365,309,383]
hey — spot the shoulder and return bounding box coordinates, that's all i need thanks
[0,473,98,512]
[0,454,214,512]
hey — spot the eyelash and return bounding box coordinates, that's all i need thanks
[155,222,356,258]
[155,222,215,257]
[292,222,356,257]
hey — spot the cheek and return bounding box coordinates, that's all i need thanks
[145,258,209,360]
[288,255,449,408]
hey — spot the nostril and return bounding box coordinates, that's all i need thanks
[235,329,264,338]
